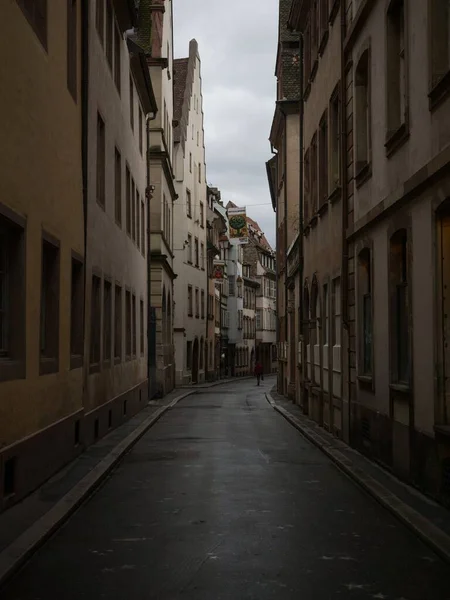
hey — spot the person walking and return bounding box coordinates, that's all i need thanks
[254,360,263,386]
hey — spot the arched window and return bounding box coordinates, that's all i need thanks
[200,337,204,369]
[358,248,372,376]
[355,48,371,172]
[389,229,409,384]
[386,0,406,138]
[162,286,167,345]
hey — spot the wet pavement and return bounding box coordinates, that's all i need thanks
[2,377,450,599]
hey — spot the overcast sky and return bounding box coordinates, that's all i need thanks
[173,0,278,249]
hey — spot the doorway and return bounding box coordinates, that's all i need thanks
[192,338,199,384]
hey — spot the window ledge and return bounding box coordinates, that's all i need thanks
[329,0,340,25]
[89,362,101,374]
[309,214,319,228]
[303,223,311,237]
[310,59,319,83]
[114,356,121,365]
[389,383,410,394]
[318,30,329,56]
[40,357,59,376]
[103,359,111,368]
[328,185,341,203]
[0,359,25,382]
[318,201,328,216]
[70,354,83,370]
[303,81,312,102]
[434,424,450,437]
[429,70,450,111]
[355,161,372,189]
[385,122,409,158]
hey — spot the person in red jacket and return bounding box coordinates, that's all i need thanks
[254,360,263,386]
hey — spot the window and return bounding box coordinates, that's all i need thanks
[17,0,47,49]
[187,341,192,369]
[114,23,121,92]
[131,179,136,242]
[141,200,145,255]
[200,202,204,227]
[310,133,318,214]
[329,87,341,191]
[90,275,101,368]
[125,290,131,358]
[332,277,341,347]
[0,213,25,379]
[96,113,105,208]
[67,0,77,100]
[198,164,201,183]
[187,234,193,263]
[386,0,407,142]
[40,239,60,373]
[429,0,450,90]
[304,19,311,85]
[106,0,113,68]
[237,279,243,298]
[390,229,409,384]
[304,148,310,222]
[201,243,205,269]
[189,153,192,173]
[115,148,122,225]
[139,106,144,155]
[186,189,192,217]
[256,309,262,330]
[188,285,193,316]
[358,249,372,376]
[140,299,144,356]
[96,0,104,44]
[103,280,112,364]
[197,131,199,146]
[355,49,371,173]
[136,191,140,250]
[114,284,122,361]
[319,112,328,208]
[70,257,83,365]
[129,75,134,131]
[311,0,319,61]
[320,0,328,42]
[195,288,199,318]
[323,283,329,345]
[201,290,205,319]
[195,238,199,267]
[126,165,131,234]
[132,294,136,356]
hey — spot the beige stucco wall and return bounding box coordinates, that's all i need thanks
[0,1,84,445]
[84,2,148,412]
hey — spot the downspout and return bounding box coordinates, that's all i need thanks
[81,0,89,402]
[340,5,351,443]
[146,113,157,400]
[298,32,305,412]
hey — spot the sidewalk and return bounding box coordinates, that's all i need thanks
[0,376,248,587]
[267,386,450,564]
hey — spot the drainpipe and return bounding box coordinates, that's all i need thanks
[340,5,351,444]
[298,33,305,411]
[146,113,157,400]
[81,0,89,403]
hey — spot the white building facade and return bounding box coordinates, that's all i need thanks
[173,39,208,384]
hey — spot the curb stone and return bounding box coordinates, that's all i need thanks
[265,392,450,565]
[0,388,198,589]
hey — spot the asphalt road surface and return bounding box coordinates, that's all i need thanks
[2,377,450,599]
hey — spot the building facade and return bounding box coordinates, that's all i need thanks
[0,0,85,507]
[288,0,344,435]
[206,187,226,381]
[243,220,278,376]
[267,0,301,400]
[173,40,208,385]
[148,0,176,396]
[342,0,450,498]
[83,0,156,445]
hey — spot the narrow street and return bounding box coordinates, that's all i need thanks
[2,377,449,600]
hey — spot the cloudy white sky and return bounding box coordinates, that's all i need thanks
[173,0,278,249]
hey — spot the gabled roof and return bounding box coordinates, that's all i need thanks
[247,216,273,252]
[173,39,199,151]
